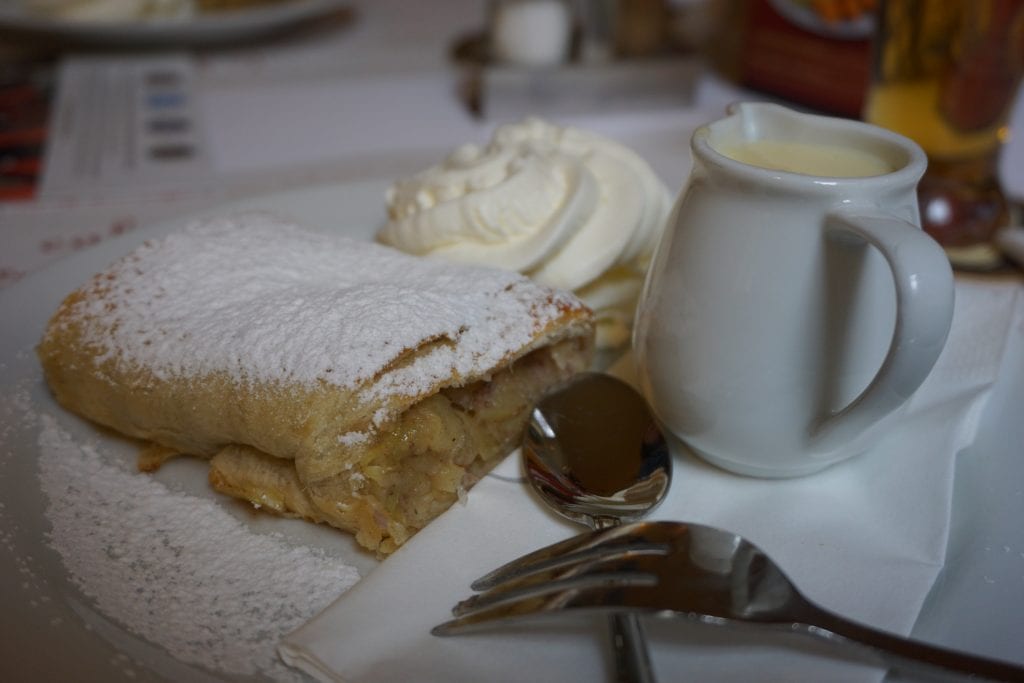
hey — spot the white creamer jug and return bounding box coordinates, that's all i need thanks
[633,103,955,477]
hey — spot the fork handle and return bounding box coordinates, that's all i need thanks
[801,605,1024,682]
[610,613,656,683]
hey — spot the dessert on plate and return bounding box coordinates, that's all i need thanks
[37,212,594,555]
[22,0,292,21]
[23,0,193,21]
[379,117,673,349]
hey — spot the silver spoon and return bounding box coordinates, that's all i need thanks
[523,372,672,683]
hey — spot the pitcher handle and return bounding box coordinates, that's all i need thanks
[809,212,955,452]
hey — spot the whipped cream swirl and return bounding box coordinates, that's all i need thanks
[379,117,672,348]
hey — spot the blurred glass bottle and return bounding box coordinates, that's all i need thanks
[863,0,1024,269]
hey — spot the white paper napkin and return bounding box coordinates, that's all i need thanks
[280,279,1023,683]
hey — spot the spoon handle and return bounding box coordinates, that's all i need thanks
[595,517,658,683]
[609,613,657,683]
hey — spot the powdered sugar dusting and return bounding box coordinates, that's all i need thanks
[36,413,360,681]
[338,430,370,446]
[65,212,582,402]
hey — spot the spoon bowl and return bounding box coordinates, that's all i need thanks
[522,372,672,682]
[524,372,672,527]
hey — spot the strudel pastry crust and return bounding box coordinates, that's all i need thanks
[38,212,594,555]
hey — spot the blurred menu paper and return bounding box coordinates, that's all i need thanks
[39,54,214,201]
[280,279,1023,683]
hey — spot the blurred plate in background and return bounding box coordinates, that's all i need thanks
[0,0,350,47]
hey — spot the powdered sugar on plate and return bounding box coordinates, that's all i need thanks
[36,412,360,682]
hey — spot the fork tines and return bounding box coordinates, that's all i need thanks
[432,522,670,636]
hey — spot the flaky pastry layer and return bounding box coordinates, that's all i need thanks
[38,212,594,554]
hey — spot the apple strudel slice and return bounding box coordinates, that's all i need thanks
[38,212,594,555]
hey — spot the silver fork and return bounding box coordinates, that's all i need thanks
[433,521,1024,682]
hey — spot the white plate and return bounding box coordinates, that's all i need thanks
[0,180,388,682]
[0,0,349,46]
[1,180,1022,682]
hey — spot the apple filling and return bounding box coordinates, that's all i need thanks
[207,336,590,555]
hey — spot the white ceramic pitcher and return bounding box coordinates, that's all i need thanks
[633,103,955,478]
